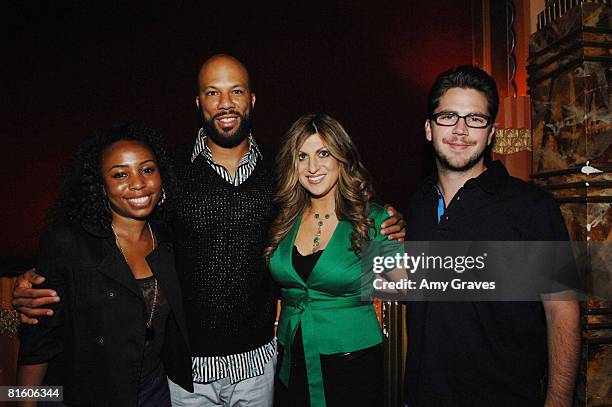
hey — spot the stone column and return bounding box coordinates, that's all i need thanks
[529,1,611,405]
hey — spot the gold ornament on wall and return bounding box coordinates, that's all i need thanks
[492,128,532,155]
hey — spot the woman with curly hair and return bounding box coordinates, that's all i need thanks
[267,114,388,407]
[17,123,192,406]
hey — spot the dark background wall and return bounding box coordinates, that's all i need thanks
[2,1,473,260]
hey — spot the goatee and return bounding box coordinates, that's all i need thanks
[201,110,253,148]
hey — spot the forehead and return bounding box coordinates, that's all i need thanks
[437,87,489,114]
[299,133,326,151]
[101,140,155,164]
[198,59,250,89]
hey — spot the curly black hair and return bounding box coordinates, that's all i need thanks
[49,123,177,230]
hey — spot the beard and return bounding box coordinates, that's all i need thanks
[433,140,487,172]
[201,108,253,148]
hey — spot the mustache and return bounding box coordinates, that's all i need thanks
[442,137,477,145]
[213,110,243,119]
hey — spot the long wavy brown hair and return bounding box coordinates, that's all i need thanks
[266,114,375,259]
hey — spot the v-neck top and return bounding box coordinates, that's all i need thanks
[136,275,170,382]
[292,246,324,282]
[269,203,390,407]
[172,143,278,359]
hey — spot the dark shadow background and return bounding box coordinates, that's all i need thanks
[2,1,472,260]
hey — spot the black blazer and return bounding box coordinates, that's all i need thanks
[19,220,193,406]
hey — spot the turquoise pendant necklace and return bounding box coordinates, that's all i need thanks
[313,212,331,252]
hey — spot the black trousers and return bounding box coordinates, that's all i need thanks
[274,343,383,407]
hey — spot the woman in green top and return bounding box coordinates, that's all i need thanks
[267,114,389,407]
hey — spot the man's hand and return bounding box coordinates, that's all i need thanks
[381,204,406,241]
[12,269,60,325]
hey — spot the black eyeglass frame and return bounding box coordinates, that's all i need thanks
[429,112,492,129]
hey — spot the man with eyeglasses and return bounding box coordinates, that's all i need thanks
[403,66,580,406]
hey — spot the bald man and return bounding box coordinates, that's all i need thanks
[168,54,279,405]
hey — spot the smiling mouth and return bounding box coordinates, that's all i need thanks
[125,195,152,207]
[444,140,475,150]
[216,115,239,128]
[307,175,325,184]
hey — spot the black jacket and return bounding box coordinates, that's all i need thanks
[19,220,193,406]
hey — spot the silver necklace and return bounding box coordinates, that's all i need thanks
[111,223,158,340]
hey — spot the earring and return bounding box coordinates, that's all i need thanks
[158,188,166,206]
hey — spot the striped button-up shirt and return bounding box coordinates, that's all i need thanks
[190,128,276,384]
[192,341,277,384]
[190,128,262,186]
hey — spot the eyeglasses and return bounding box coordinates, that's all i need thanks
[430,112,491,129]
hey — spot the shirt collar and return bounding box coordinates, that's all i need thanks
[471,160,508,193]
[421,160,508,195]
[190,128,262,164]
